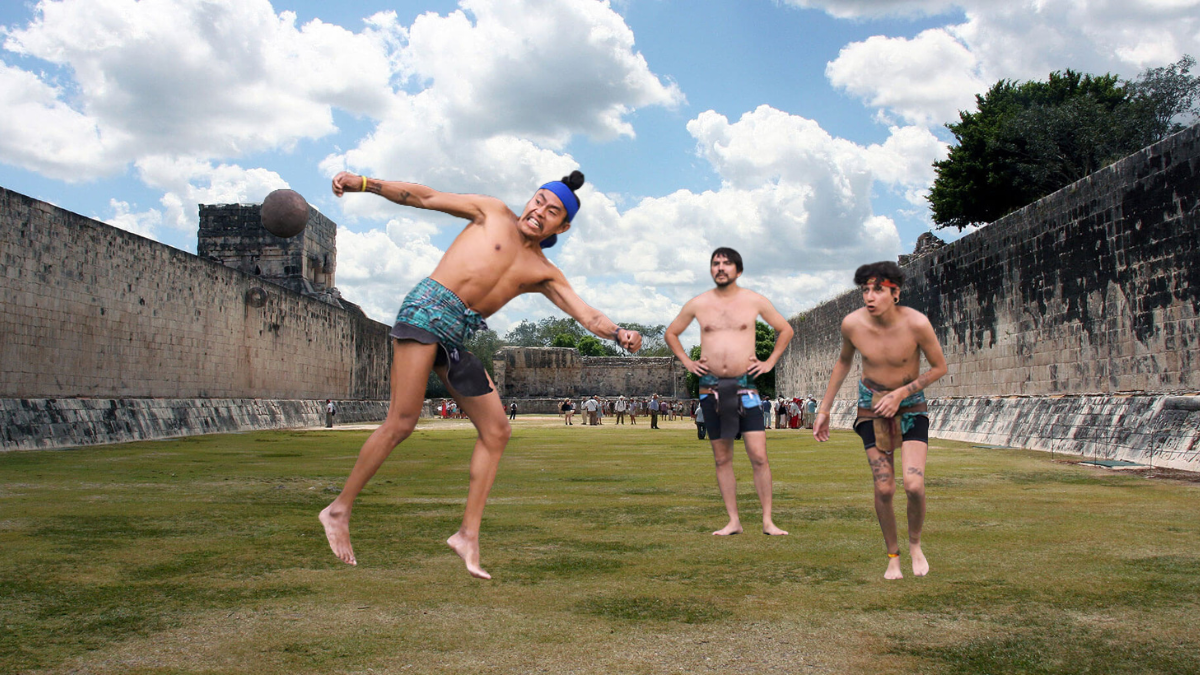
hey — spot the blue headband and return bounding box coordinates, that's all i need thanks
[537,181,579,250]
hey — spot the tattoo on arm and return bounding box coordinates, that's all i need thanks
[902,372,936,397]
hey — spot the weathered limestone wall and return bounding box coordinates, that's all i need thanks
[821,394,1200,472]
[493,347,688,399]
[0,186,391,401]
[778,124,1200,469]
[0,398,393,451]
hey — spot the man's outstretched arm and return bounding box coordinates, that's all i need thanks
[540,270,643,353]
[331,171,501,222]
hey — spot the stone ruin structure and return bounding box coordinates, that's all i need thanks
[492,347,689,412]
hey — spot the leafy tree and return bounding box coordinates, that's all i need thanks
[618,322,671,356]
[929,57,1200,229]
[576,335,608,356]
[550,332,578,348]
[466,328,504,379]
[755,321,778,399]
[685,345,702,398]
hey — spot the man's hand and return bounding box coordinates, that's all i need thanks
[872,391,904,418]
[746,355,776,377]
[684,356,710,377]
[331,171,364,198]
[813,413,831,442]
[617,329,643,353]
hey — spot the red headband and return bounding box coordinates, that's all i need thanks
[864,277,899,290]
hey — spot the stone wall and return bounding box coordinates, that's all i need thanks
[493,347,688,399]
[777,124,1200,469]
[0,398,394,451]
[0,186,392,401]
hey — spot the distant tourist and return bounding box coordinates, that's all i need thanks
[615,395,627,424]
[585,395,599,425]
[649,394,660,429]
[814,261,947,580]
[325,399,337,428]
[508,401,517,420]
[560,398,575,425]
[695,403,707,440]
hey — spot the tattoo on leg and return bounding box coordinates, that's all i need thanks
[906,467,924,477]
[869,456,893,483]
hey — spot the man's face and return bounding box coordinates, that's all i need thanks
[711,255,741,287]
[520,189,570,240]
[861,281,899,316]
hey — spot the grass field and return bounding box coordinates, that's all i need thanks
[2,415,1199,674]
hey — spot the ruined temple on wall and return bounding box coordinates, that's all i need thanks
[0,188,393,450]
[778,124,1200,471]
[493,347,688,400]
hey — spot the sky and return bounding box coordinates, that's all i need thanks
[2,0,1198,349]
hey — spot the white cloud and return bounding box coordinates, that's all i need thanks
[556,105,911,322]
[133,156,290,235]
[105,198,161,239]
[333,220,445,321]
[1,0,399,177]
[826,29,985,127]
[821,0,1200,128]
[325,0,684,215]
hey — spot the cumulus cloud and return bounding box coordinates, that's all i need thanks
[556,105,920,318]
[820,0,1200,128]
[1,0,398,178]
[826,29,985,127]
[325,0,683,217]
[334,221,445,321]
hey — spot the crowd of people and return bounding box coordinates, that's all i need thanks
[487,394,825,431]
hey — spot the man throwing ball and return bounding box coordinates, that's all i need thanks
[666,248,794,536]
[813,261,947,579]
[320,170,641,579]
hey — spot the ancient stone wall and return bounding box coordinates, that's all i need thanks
[777,124,1200,469]
[0,186,392,403]
[779,124,1200,400]
[493,347,687,399]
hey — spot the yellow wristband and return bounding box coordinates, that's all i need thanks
[360,176,367,192]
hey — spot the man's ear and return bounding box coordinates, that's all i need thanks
[557,220,572,235]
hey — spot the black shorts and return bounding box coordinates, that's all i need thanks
[854,415,930,451]
[698,390,766,440]
[391,322,493,397]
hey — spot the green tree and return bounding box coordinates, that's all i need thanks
[685,345,702,398]
[550,333,578,348]
[465,328,504,379]
[929,57,1200,230]
[755,321,778,399]
[576,335,608,356]
[618,323,671,356]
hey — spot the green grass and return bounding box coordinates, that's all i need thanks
[2,418,1198,674]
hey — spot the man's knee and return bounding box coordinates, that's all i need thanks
[904,477,925,500]
[874,480,897,502]
[380,413,420,445]
[481,420,512,448]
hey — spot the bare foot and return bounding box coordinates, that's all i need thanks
[884,554,903,580]
[712,522,744,536]
[911,544,929,577]
[762,522,789,536]
[319,504,356,566]
[447,531,491,579]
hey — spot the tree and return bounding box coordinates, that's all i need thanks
[576,335,608,356]
[465,328,504,379]
[685,345,702,398]
[617,323,671,356]
[755,321,778,399]
[929,57,1200,230]
[550,333,577,348]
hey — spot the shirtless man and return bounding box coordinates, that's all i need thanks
[813,261,947,580]
[666,248,794,536]
[319,170,642,579]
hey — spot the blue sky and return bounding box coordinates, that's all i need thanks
[1,0,1196,346]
